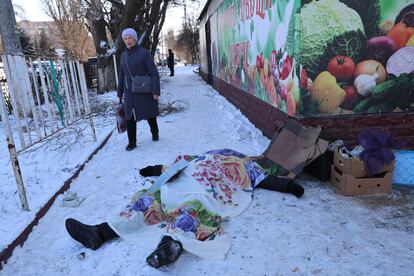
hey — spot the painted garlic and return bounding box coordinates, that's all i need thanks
[354,73,379,96]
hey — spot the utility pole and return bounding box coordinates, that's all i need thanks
[0,0,30,211]
[0,0,32,115]
[0,0,23,55]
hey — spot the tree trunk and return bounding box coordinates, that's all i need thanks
[104,59,116,92]
[97,57,116,93]
[97,68,105,93]
[86,0,111,93]
[150,0,169,56]
[86,0,173,93]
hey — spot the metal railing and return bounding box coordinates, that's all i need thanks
[0,54,97,211]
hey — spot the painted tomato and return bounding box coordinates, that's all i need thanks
[340,85,358,110]
[327,56,356,81]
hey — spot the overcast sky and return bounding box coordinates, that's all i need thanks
[12,0,204,33]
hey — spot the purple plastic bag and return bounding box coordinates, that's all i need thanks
[358,128,405,176]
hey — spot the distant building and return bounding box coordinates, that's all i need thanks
[17,20,63,49]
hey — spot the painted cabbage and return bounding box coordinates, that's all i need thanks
[301,0,365,78]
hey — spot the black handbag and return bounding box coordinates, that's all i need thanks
[124,54,152,93]
[131,75,152,93]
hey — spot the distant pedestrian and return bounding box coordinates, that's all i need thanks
[117,28,161,151]
[167,49,175,76]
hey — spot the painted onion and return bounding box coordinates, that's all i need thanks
[386,46,414,76]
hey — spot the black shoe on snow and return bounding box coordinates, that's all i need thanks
[65,218,103,250]
[125,143,137,151]
[152,133,159,142]
[146,236,183,268]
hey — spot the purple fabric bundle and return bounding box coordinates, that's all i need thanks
[358,129,405,176]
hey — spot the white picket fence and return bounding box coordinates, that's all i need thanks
[0,54,96,211]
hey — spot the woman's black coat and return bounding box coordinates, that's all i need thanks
[117,45,160,120]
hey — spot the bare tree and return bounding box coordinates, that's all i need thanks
[13,3,27,21]
[42,0,95,60]
[175,15,199,64]
[83,0,183,93]
[42,0,185,93]
[84,0,111,93]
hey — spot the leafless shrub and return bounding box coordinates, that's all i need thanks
[159,99,189,116]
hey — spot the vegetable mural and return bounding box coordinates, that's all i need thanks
[212,0,414,117]
[216,0,300,115]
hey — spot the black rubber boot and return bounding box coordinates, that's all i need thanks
[147,118,159,142]
[146,236,183,268]
[257,175,305,198]
[287,182,305,198]
[97,222,119,242]
[125,143,137,151]
[65,218,104,250]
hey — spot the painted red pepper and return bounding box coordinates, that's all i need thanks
[280,55,293,80]
[270,50,277,69]
[300,67,308,90]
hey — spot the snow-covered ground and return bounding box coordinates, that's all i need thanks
[0,91,117,252]
[1,66,414,275]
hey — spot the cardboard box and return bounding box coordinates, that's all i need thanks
[331,165,393,196]
[263,119,328,177]
[333,150,394,178]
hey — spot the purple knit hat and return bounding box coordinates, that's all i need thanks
[122,28,138,41]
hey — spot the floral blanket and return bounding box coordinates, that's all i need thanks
[109,149,267,259]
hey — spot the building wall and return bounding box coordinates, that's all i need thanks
[199,0,414,146]
[199,0,223,75]
[200,71,414,147]
[199,0,224,27]
[199,23,208,74]
[18,21,63,49]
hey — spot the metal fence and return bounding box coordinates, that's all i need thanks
[0,63,12,114]
[0,54,96,211]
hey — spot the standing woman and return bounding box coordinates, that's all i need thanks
[118,28,160,151]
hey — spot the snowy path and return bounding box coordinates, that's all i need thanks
[0,92,117,252]
[1,66,413,275]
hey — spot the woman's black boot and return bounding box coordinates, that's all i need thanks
[65,218,104,250]
[65,219,118,250]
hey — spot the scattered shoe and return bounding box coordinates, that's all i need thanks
[125,143,137,151]
[146,236,183,268]
[139,165,163,177]
[152,134,159,142]
[65,218,103,250]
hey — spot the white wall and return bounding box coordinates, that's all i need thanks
[198,0,223,75]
